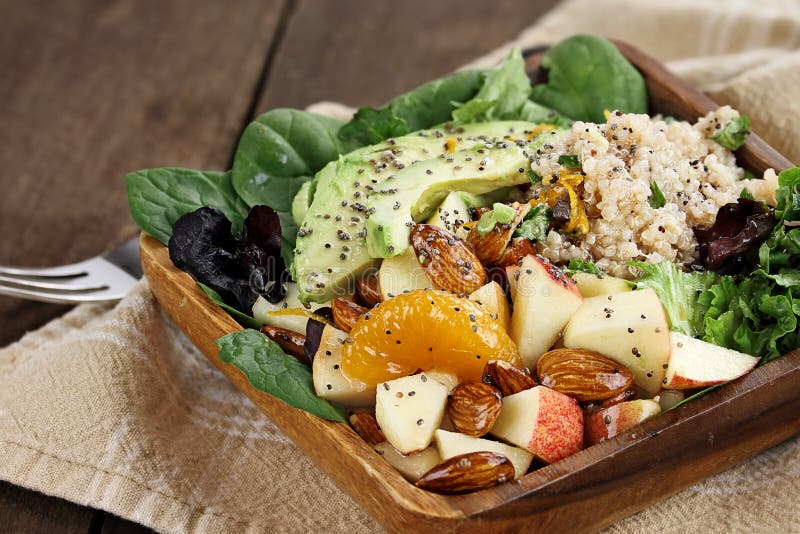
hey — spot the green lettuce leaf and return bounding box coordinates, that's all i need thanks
[530,34,648,123]
[216,329,347,422]
[711,115,750,150]
[775,167,800,223]
[631,261,718,337]
[125,168,248,244]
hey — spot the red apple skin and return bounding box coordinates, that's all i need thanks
[528,386,584,464]
[531,255,582,299]
[584,399,661,446]
[663,375,726,389]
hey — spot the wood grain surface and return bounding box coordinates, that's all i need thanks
[0,0,560,531]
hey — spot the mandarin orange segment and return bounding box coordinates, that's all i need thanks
[341,289,521,386]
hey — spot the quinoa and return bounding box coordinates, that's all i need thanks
[528,106,759,278]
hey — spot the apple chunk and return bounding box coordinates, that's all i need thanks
[378,247,431,300]
[434,429,533,479]
[510,255,583,368]
[563,289,670,396]
[373,443,441,482]
[664,332,759,389]
[584,399,661,446]
[469,281,511,331]
[313,326,376,407]
[489,386,583,464]
[571,271,632,298]
[376,373,448,454]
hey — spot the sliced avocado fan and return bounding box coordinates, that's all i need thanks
[293,121,559,303]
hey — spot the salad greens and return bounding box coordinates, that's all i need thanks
[566,258,602,275]
[558,155,581,169]
[216,329,347,422]
[631,261,717,337]
[197,283,262,330]
[633,168,800,363]
[125,168,249,245]
[514,205,551,242]
[648,181,667,209]
[231,109,361,265]
[123,33,800,419]
[711,115,751,150]
[530,34,648,123]
[339,70,484,145]
[340,48,571,147]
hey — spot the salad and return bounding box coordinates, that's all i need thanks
[126,35,800,494]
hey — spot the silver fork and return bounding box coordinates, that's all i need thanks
[0,236,142,304]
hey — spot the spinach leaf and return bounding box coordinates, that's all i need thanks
[216,329,347,422]
[514,205,551,242]
[711,115,750,150]
[339,70,484,145]
[232,109,360,264]
[125,168,248,245]
[649,181,666,208]
[452,48,532,123]
[198,283,262,329]
[516,100,573,128]
[530,34,648,123]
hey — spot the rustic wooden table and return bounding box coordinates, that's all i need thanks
[0,0,559,531]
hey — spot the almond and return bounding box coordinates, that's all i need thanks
[349,412,386,446]
[447,382,502,437]
[356,274,382,307]
[598,387,638,409]
[482,360,537,396]
[332,298,368,332]
[536,348,634,403]
[583,388,638,415]
[498,237,539,267]
[410,224,486,295]
[261,326,306,359]
[416,451,513,494]
[467,202,531,265]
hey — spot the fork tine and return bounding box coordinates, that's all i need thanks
[0,273,108,292]
[0,282,129,304]
[0,261,90,278]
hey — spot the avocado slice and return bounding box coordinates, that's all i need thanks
[425,191,485,239]
[293,121,549,303]
[365,140,534,258]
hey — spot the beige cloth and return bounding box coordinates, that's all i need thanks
[2,1,800,532]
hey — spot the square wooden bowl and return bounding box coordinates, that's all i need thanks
[140,42,799,532]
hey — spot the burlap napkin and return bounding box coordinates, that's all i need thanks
[2,1,799,532]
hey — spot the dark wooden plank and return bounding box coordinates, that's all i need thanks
[0,481,95,534]
[0,0,286,532]
[99,514,154,534]
[259,0,562,111]
[0,0,285,346]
